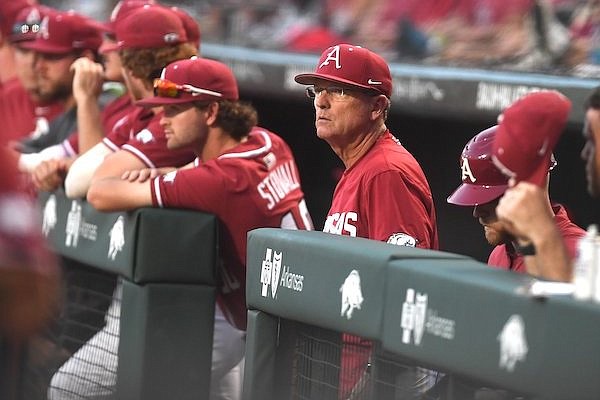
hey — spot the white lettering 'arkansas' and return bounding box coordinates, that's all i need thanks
[257,160,300,210]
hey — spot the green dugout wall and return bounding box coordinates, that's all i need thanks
[38,190,218,400]
[245,228,600,400]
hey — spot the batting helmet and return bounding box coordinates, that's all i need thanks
[447,126,510,206]
[447,125,557,206]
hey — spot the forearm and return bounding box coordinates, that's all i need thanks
[64,144,110,198]
[18,144,69,173]
[76,96,104,153]
[527,223,572,282]
[87,177,152,212]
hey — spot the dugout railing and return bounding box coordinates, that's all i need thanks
[244,228,600,400]
[30,190,218,400]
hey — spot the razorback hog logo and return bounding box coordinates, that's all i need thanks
[108,216,125,260]
[340,270,363,319]
[498,315,528,372]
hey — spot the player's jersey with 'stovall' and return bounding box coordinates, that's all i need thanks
[150,127,313,330]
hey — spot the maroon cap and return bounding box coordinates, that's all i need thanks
[115,4,187,50]
[9,4,48,43]
[137,57,238,107]
[20,10,102,54]
[447,126,509,206]
[169,6,200,49]
[103,0,155,33]
[492,90,571,187]
[0,0,35,38]
[295,43,392,98]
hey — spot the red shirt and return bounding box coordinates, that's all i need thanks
[103,107,194,168]
[150,127,313,329]
[64,94,134,156]
[323,131,438,249]
[488,204,585,273]
[0,77,64,142]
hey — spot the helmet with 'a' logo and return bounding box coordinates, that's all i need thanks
[447,125,558,206]
[447,126,510,206]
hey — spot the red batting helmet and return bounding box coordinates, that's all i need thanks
[447,125,557,206]
[447,126,509,206]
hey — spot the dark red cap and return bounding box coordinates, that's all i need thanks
[447,126,509,206]
[295,43,392,98]
[103,0,155,33]
[137,57,238,107]
[492,90,571,187]
[169,6,200,49]
[19,10,102,54]
[9,4,48,43]
[115,4,187,50]
[0,0,35,38]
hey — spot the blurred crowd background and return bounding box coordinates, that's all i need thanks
[39,0,600,77]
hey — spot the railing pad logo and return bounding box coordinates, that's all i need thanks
[260,247,303,299]
[339,270,363,319]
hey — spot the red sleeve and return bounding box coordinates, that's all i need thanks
[364,170,438,249]
[151,165,225,214]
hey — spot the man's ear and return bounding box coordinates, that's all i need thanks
[371,95,388,120]
[205,102,219,126]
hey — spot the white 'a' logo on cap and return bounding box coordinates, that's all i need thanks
[319,45,341,69]
[40,16,50,39]
[461,157,477,183]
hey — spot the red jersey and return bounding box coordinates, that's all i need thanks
[488,204,585,273]
[150,127,313,329]
[64,94,134,156]
[103,107,194,168]
[323,131,438,249]
[0,77,64,142]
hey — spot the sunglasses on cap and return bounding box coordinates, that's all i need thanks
[153,78,223,99]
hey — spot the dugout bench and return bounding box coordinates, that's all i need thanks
[37,190,218,400]
[244,228,600,400]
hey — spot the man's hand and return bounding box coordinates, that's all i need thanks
[31,158,73,192]
[121,167,175,182]
[71,57,104,104]
[496,181,554,243]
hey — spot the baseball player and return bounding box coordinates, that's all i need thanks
[85,57,313,399]
[447,124,585,275]
[294,44,438,399]
[64,3,198,199]
[0,3,65,143]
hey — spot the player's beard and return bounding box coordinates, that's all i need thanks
[483,225,511,247]
[37,80,72,104]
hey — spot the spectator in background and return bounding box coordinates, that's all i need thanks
[0,3,64,143]
[447,125,585,275]
[294,43,438,399]
[86,57,313,399]
[493,90,576,282]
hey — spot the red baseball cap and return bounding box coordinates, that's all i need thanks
[103,0,155,33]
[447,126,510,206]
[9,4,48,43]
[294,43,392,98]
[169,6,201,50]
[491,90,571,187]
[137,57,238,107]
[114,4,187,50]
[0,0,35,38]
[20,10,102,54]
